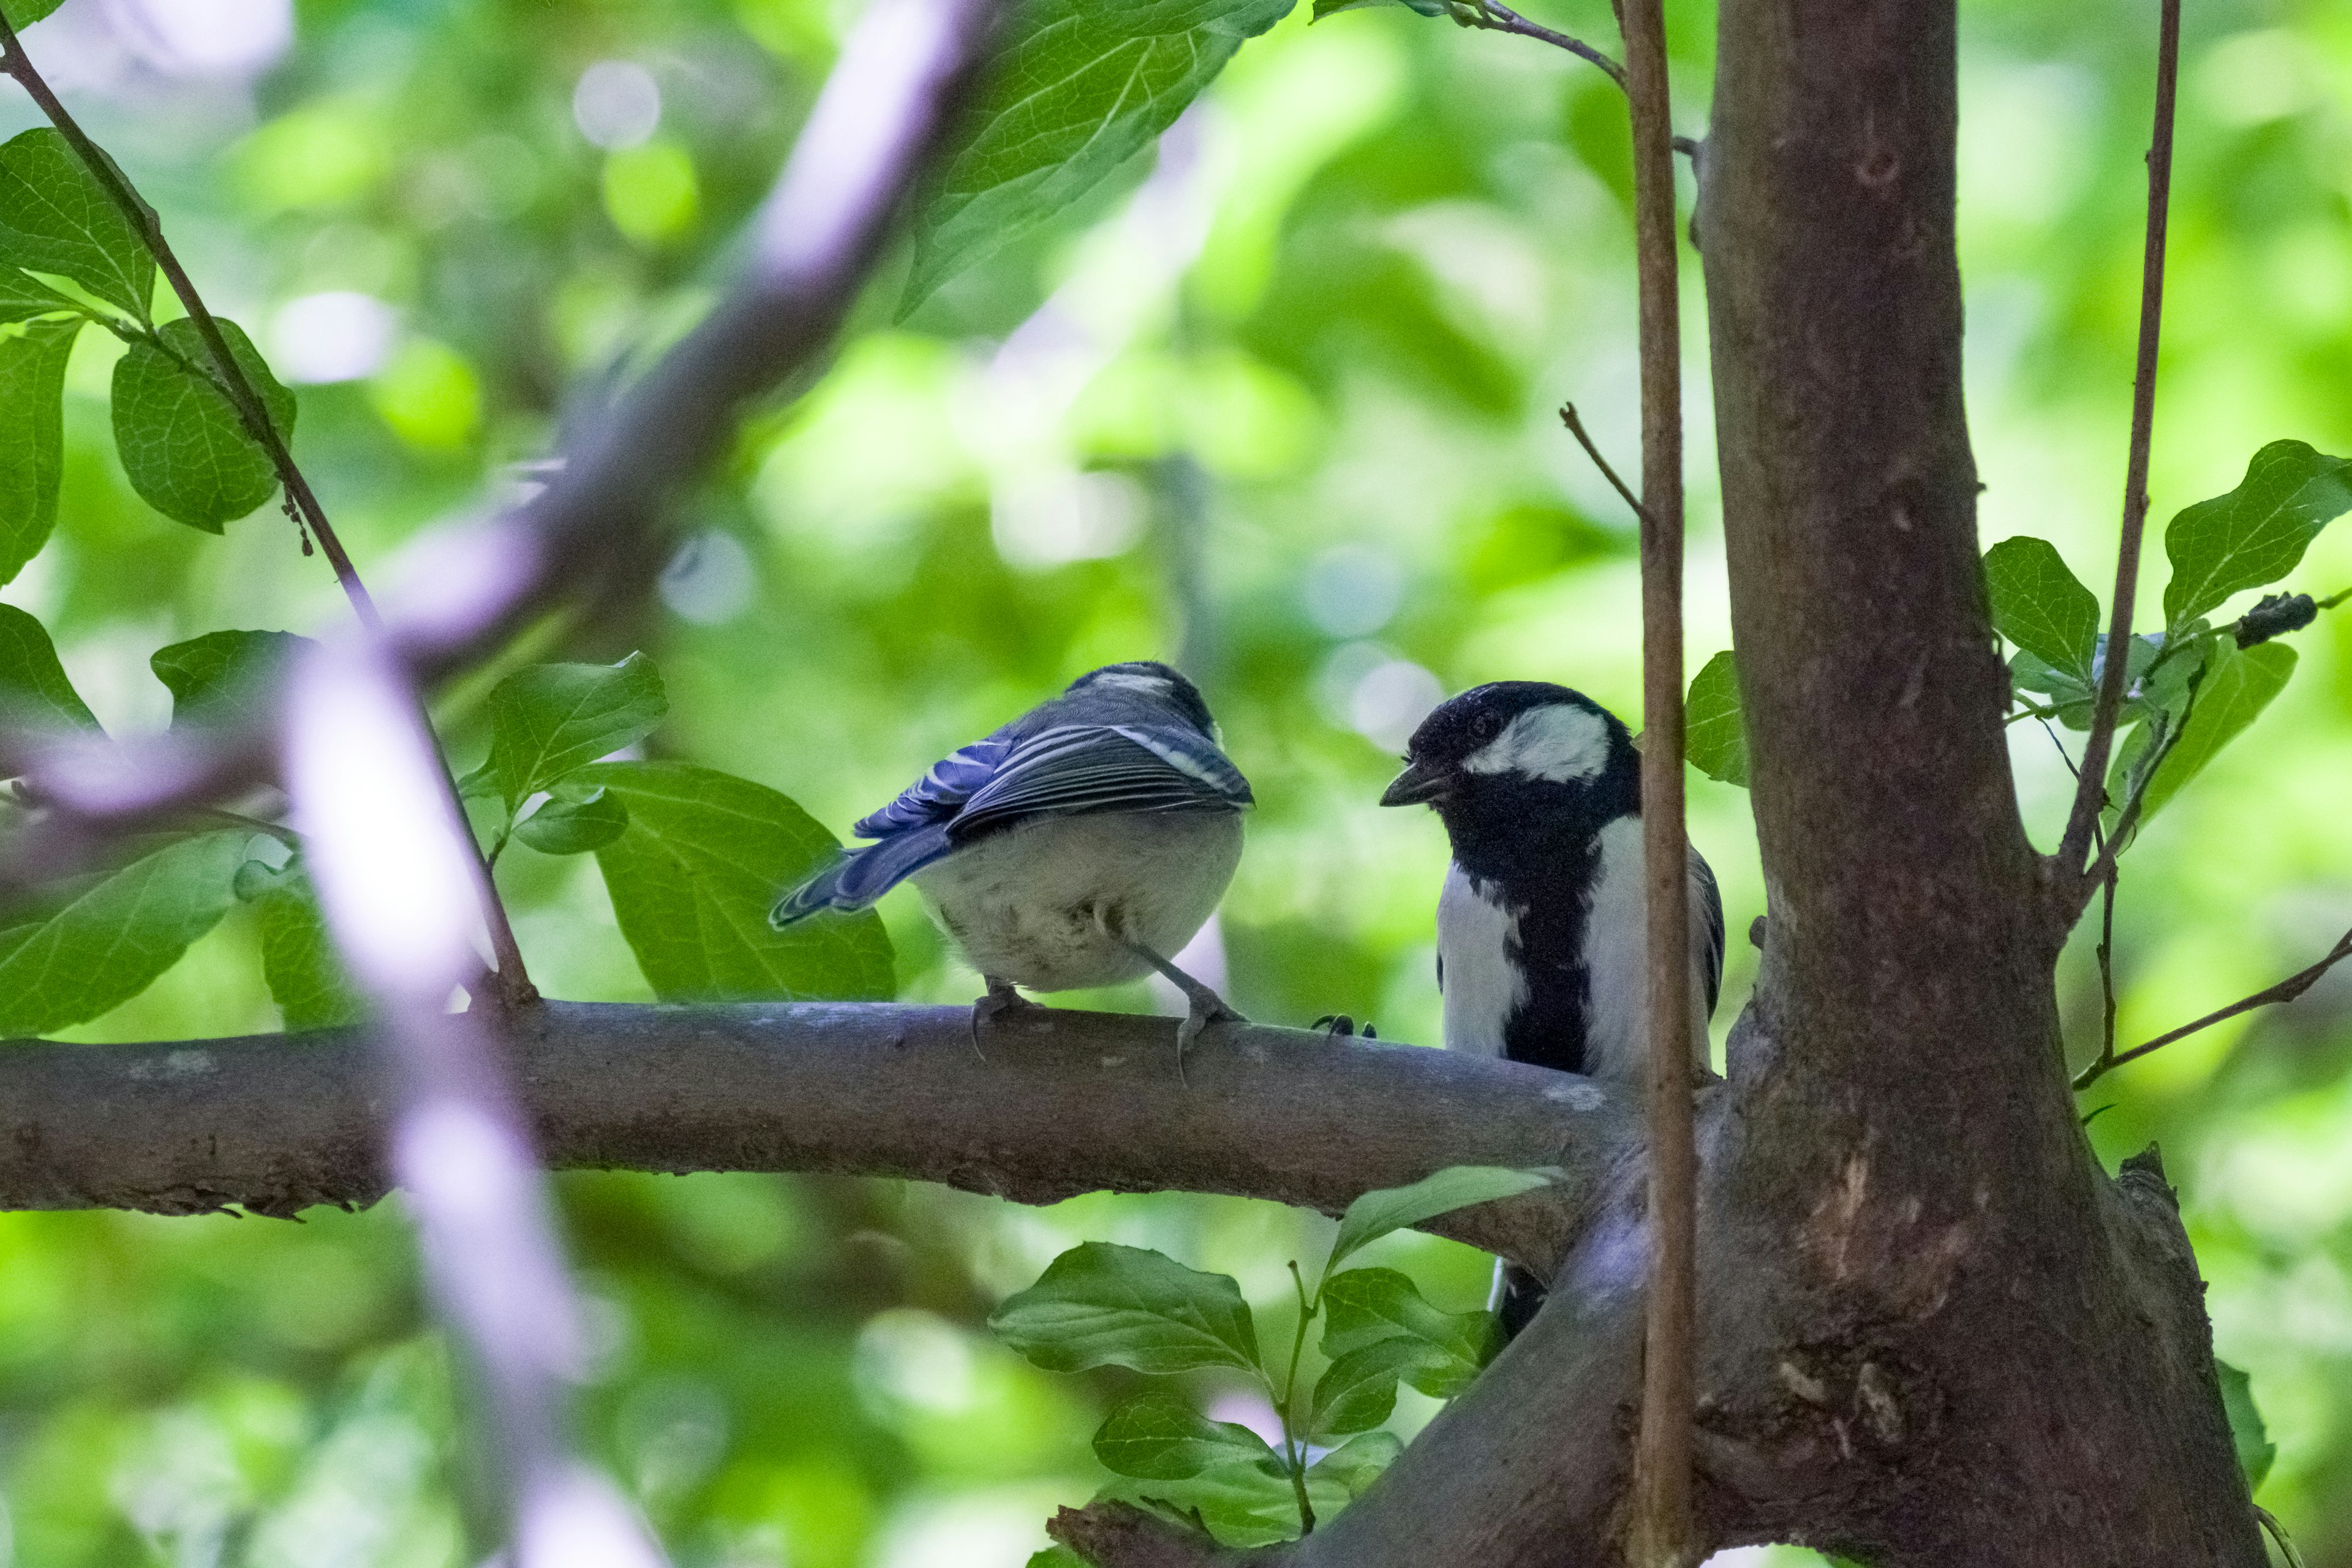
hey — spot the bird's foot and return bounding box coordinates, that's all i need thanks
[1092,911,1244,1085]
[1310,1014,1378,1041]
[968,976,1035,1060]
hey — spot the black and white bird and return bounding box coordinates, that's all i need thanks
[1380,681,1724,1329]
[771,662,1253,1063]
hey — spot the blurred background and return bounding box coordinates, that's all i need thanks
[0,0,2346,1561]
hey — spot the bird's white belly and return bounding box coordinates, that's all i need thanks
[1580,815,1716,1080]
[1438,862,1524,1057]
[912,812,1245,992]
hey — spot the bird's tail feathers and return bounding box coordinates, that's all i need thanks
[769,826,952,929]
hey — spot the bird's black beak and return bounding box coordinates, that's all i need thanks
[1380,760,1450,809]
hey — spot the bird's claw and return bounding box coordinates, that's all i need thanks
[1173,990,1245,1085]
[1310,1014,1378,1040]
[968,977,1033,1060]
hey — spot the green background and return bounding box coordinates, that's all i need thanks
[0,0,2347,1561]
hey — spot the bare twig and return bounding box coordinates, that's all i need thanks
[1449,0,1626,84]
[2054,0,2182,895]
[1559,402,1651,526]
[1619,0,1695,1559]
[2075,923,2352,1091]
[2075,657,2206,902]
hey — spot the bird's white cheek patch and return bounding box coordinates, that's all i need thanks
[1463,703,1611,783]
[1087,671,1174,697]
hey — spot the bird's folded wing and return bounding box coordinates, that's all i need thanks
[852,735,1015,839]
[949,723,1251,839]
[1691,849,1725,1019]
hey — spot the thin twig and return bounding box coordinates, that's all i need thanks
[2097,857,2119,1065]
[2054,0,2181,895]
[2075,924,2352,1090]
[2076,660,2205,900]
[1619,0,1695,1559]
[1559,403,1651,526]
[1450,0,1626,84]
[0,12,540,1008]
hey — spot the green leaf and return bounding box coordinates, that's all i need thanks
[1308,1336,1434,1437]
[0,268,77,323]
[1305,1430,1403,1500]
[1026,1551,1089,1568]
[1,2,69,28]
[478,654,668,809]
[1092,1389,1279,1480]
[1096,1454,1308,1549]
[2163,440,2352,629]
[233,859,363,1031]
[572,760,894,1002]
[0,314,79,585]
[1684,649,1747,788]
[0,831,247,1036]
[2009,649,2094,725]
[0,128,154,320]
[513,786,630,855]
[2106,641,2295,829]
[2217,1360,2274,1491]
[1319,1267,1497,1398]
[902,0,1295,309]
[150,629,312,731]
[1327,1166,1554,1273]
[1984,537,2099,680]
[988,1242,1261,1376]
[111,317,295,532]
[1313,0,1446,17]
[0,601,100,736]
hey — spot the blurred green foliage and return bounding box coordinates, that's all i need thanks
[0,0,2349,1562]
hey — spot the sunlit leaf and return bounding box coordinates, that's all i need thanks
[2163,440,2352,630]
[151,629,311,731]
[1684,649,1747,787]
[0,314,78,584]
[0,831,247,1036]
[1984,537,2099,680]
[111,317,295,532]
[0,601,99,736]
[233,858,363,1031]
[1327,1165,1554,1272]
[989,1242,1261,1375]
[478,654,668,809]
[0,268,77,322]
[573,760,894,1002]
[1319,1266,1497,1398]
[902,0,1295,309]
[1092,1388,1278,1480]
[1313,0,1446,18]
[1096,1454,1310,1548]
[2217,1360,2274,1491]
[2105,640,2295,829]
[0,127,154,319]
[512,786,630,855]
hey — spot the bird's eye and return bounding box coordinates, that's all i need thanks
[1471,712,1500,742]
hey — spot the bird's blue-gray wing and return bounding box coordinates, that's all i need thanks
[949,723,1251,839]
[770,733,1014,926]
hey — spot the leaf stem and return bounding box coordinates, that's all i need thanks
[1281,1258,1317,1534]
[0,15,539,1011]
[2054,0,2180,903]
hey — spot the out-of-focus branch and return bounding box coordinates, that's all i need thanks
[10,0,998,837]
[2075,922,2352,1091]
[0,1003,1632,1275]
[2053,0,2182,898]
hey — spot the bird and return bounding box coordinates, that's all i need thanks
[771,661,1253,1069]
[1379,680,1724,1330]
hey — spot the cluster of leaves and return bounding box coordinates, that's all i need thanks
[0,624,889,1036]
[1685,441,2352,840]
[994,1166,1550,1555]
[0,127,300,577]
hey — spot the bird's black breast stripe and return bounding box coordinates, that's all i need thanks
[1488,842,1601,1075]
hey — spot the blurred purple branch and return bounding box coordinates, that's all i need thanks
[0,1004,1626,1281]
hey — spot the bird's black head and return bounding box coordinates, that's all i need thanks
[1066,660,1217,735]
[1380,682,1638,871]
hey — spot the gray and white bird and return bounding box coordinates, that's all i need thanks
[771,662,1252,1061]
[1380,680,1724,1329]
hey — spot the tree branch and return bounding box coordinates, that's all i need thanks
[1448,0,1626,85]
[2053,0,2182,894]
[1620,0,1696,1558]
[2075,922,2352,1090]
[0,1002,1633,1269]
